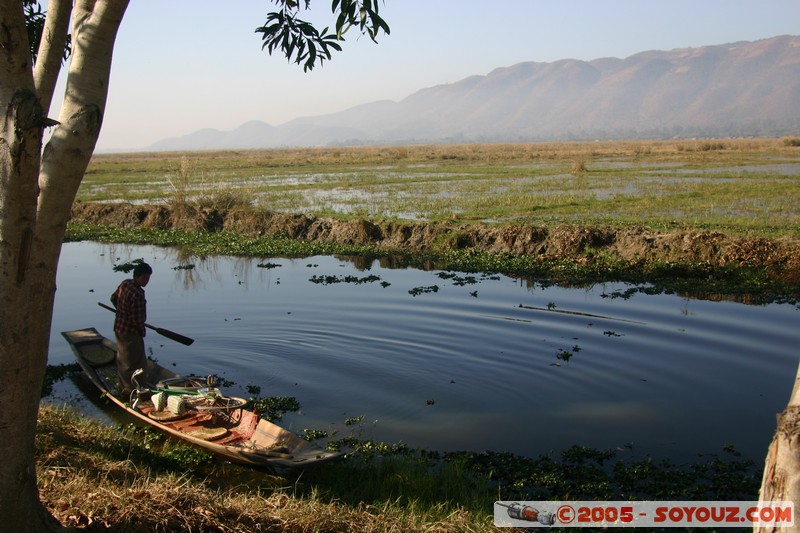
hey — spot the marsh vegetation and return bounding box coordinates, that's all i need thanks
[83,139,800,237]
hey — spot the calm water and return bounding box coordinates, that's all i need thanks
[47,241,800,463]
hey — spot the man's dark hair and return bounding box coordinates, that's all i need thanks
[133,262,153,279]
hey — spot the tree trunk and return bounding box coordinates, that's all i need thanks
[0,2,56,530]
[0,1,127,531]
[33,0,72,114]
[756,362,800,533]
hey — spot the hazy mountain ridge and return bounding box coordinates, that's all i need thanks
[148,35,800,151]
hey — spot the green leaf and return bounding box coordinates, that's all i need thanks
[257,0,389,70]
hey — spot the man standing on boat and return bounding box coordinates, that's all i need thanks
[110,262,153,394]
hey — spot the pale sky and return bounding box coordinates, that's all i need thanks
[48,1,799,151]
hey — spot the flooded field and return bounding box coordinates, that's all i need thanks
[81,140,800,236]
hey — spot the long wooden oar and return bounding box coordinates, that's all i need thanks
[97,302,195,346]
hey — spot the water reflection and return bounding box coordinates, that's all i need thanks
[49,241,800,463]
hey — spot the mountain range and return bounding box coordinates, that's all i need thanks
[148,35,800,151]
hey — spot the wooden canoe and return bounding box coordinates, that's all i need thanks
[62,328,343,469]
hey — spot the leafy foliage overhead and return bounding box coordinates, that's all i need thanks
[24,0,71,64]
[256,0,390,71]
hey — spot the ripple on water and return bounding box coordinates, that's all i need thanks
[49,244,800,461]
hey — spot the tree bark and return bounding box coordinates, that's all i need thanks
[0,1,54,528]
[0,1,127,531]
[756,363,800,533]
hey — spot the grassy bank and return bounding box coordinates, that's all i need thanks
[37,404,485,531]
[38,404,759,531]
[65,221,800,305]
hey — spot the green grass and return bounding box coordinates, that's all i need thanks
[81,139,800,238]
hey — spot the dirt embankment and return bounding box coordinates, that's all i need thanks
[70,202,800,284]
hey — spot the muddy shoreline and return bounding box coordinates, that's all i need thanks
[70,202,800,288]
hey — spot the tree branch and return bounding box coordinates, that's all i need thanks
[38,0,128,236]
[33,0,71,115]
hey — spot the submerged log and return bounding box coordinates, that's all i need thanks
[757,363,800,533]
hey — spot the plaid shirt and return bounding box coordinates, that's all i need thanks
[111,279,147,337]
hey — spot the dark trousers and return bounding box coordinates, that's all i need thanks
[115,331,146,390]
